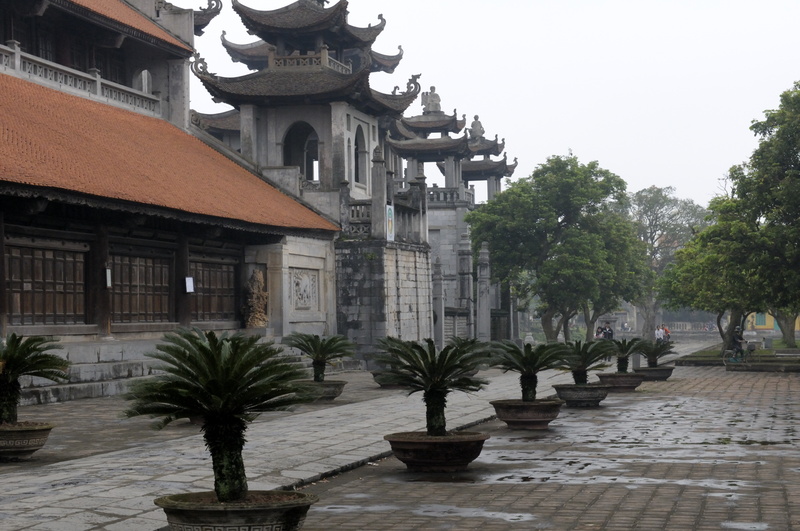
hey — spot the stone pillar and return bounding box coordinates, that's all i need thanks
[167,58,190,129]
[432,258,445,349]
[175,233,191,327]
[240,104,257,162]
[330,102,348,190]
[370,146,387,240]
[457,232,474,337]
[444,156,458,188]
[509,293,520,342]
[476,242,491,342]
[91,225,112,337]
[409,174,428,243]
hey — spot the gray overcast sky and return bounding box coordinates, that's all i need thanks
[188,0,800,207]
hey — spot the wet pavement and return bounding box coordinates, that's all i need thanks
[3,338,798,530]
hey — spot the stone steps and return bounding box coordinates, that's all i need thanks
[17,336,364,406]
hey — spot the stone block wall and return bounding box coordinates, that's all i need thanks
[336,240,432,363]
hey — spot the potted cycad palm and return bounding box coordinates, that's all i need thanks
[0,334,69,460]
[488,341,568,429]
[553,340,614,407]
[376,336,489,472]
[634,340,676,381]
[284,332,355,401]
[596,338,647,392]
[124,328,317,530]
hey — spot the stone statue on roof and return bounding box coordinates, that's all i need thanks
[469,115,484,141]
[421,86,441,114]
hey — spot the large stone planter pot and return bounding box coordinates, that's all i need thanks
[634,366,675,381]
[371,371,408,389]
[303,380,347,401]
[490,399,564,430]
[384,431,489,472]
[553,384,612,407]
[596,372,646,392]
[154,490,318,531]
[0,422,54,460]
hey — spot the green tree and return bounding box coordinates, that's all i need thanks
[628,186,709,339]
[466,155,645,341]
[659,195,764,350]
[730,82,800,346]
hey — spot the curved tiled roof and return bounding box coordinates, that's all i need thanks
[232,0,384,50]
[58,0,191,52]
[461,155,519,180]
[0,74,338,233]
[400,112,466,136]
[193,55,418,114]
[221,32,274,69]
[385,134,471,162]
[192,109,241,132]
[468,135,505,157]
[194,57,372,105]
[194,0,222,36]
[370,46,403,74]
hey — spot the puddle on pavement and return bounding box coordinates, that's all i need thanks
[720,523,770,530]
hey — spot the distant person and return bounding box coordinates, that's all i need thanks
[732,326,745,355]
[655,325,665,344]
[595,327,604,339]
[662,324,671,341]
[602,322,614,340]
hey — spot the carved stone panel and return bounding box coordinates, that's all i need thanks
[291,268,319,311]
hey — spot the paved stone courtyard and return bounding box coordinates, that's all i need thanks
[301,367,800,530]
[1,339,798,530]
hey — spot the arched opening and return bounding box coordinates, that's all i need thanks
[283,122,319,181]
[354,125,367,185]
[133,69,153,93]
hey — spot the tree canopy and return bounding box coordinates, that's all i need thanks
[661,81,800,347]
[466,155,647,341]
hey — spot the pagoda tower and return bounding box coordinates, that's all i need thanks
[191,0,432,357]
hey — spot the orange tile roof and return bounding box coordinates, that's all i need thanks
[66,0,191,51]
[0,74,339,233]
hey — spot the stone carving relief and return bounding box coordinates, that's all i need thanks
[242,269,269,328]
[292,268,319,311]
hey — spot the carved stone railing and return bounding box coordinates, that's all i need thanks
[345,200,372,237]
[268,46,352,74]
[1,41,160,116]
[427,187,474,205]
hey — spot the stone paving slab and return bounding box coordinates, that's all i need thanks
[300,367,800,530]
[0,339,734,530]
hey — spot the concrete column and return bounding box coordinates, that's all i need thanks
[432,258,445,349]
[370,146,387,240]
[476,242,491,342]
[240,104,257,162]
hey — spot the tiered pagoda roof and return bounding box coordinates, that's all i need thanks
[193,54,420,114]
[232,0,384,53]
[196,0,415,115]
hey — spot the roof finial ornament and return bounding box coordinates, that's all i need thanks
[191,53,214,77]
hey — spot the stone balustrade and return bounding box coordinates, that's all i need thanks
[268,46,352,74]
[428,186,475,205]
[1,40,160,116]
